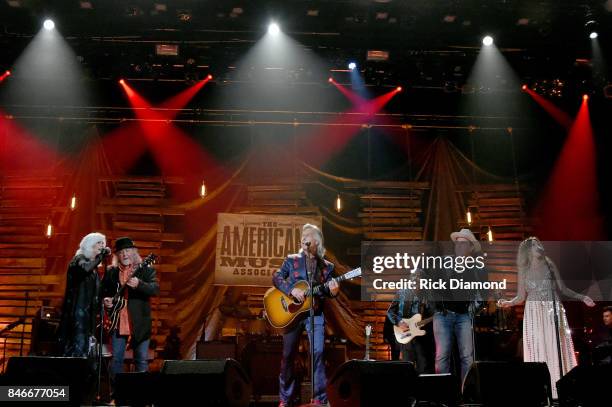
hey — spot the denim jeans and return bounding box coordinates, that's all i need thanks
[433,310,474,383]
[279,314,327,404]
[110,332,150,378]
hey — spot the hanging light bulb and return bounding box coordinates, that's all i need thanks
[70,194,77,211]
[200,181,207,198]
[335,194,342,213]
[46,223,53,238]
[487,227,494,242]
[466,208,472,225]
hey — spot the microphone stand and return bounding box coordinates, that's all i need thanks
[546,262,564,396]
[95,251,110,404]
[308,254,316,405]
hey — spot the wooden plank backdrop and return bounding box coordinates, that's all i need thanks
[0,174,526,366]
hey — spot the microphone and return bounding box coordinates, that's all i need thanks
[304,241,311,247]
[101,247,112,257]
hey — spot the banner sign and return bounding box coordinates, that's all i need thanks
[214,213,322,286]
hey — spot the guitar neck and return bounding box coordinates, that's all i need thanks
[311,275,342,295]
[417,316,434,327]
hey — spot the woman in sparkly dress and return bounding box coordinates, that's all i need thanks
[498,237,595,398]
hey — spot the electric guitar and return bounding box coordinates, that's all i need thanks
[392,313,434,344]
[263,267,361,329]
[102,253,157,335]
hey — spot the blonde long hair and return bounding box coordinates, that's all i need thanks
[299,223,326,258]
[517,236,552,278]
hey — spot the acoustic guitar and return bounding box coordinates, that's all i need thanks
[263,267,361,329]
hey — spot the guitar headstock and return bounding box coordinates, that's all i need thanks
[143,253,158,266]
[345,267,362,280]
[365,324,372,336]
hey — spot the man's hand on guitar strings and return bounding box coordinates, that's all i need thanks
[290,287,305,303]
[328,279,339,296]
[103,297,113,309]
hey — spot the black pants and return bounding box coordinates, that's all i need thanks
[390,336,433,374]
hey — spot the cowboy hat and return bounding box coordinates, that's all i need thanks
[450,228,482,253]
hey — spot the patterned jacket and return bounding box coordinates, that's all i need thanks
[272,252,335,314]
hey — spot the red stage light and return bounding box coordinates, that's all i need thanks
[0,70,10,82]
[328,77,333,83]
[582,94,589,101]
[522,84,527,91]
[396,86,402,92]
[5,70,10,76]
[119,78,125,85]
[207,74,213,80]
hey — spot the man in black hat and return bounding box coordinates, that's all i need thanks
[102,237,159,387]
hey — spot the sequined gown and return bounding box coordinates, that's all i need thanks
[514,262,583,399]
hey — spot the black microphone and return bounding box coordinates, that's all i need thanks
[304,241,311,247]
[101,247,111,257]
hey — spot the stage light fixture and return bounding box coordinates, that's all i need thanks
[200,181,207,198]
[466,209,472,226]
[43,19,55,30]
[118,78,125,84]
[207,74,213,80]
[482,36,493,46]
[589,32,598,39]
[328,77,334,83]
[335,194,342,213]
[46,223,53,238]
[522,84,527,91]
[396,86,402,92]
[268,22,280,36]
[70,194,77,211]
[583,94,589,101]
[348,62,357,71]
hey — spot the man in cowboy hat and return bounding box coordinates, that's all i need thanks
[101,237,159,394]
[432,228,487,384]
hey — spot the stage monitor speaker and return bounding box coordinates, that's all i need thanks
[416,373,459,407]
[1,356,91,406]
[328,360,417,407]
[462,361,552,407]
[557,364,612,407]
[158,358,251,407]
